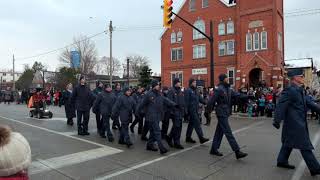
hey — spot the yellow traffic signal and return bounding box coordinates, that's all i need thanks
[163,0,173,28]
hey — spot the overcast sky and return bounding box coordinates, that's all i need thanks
[0,0,319,73]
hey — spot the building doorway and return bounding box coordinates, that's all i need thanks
[249,68,262,88]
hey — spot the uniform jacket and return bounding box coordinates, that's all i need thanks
[208,83,239,118]
[71,84,95,111]
[274,83,320,150]
[93,91,116,116]
[184,87,206,114]
[167,87,185,118]
[112,94,136,124]
[132,92,145,115]
[137,89,176,122]
[63,90,76,119]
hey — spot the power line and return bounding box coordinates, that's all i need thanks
[285,8,320,15]
[15,30,107,61]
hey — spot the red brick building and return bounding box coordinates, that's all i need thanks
[161,0,285,89]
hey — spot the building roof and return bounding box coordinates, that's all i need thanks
[284,59,313,69]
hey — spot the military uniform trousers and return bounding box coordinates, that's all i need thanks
[210,116,240,152]
[186,111,204,139]
[147,120,166,151]
[77,110,90,133]
[101,114,113,138]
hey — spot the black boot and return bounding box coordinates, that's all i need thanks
[108,137,114,142]
[210,150,223,157]
[141,136,148,141]
[126,141,133,148]
[186,137,196,144]
[165,136,173,147]
[199,137,209,144]
[235,151,248,159]
[310,170,320,176]
[160,148,169,155]
[277,162,295,169]
[146,146,158,152]
[174,144,184,149]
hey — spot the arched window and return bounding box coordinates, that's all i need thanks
[261,31,267,49]
[253,32,260,50]
[193,20,205,40]
[171,32,176,43]
[218,22,225,35]
[227,21,234,34]
[177,31,183,42]
[246,33,252,51]
[189,0,196,11]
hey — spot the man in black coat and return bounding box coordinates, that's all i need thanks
[137,80,177,154]
[63,83,76,126]
[92,81,104,136]
[71,76,95,136]
[112,87,136,148]
[184,78,209,144]
[208,74,248,159]
[166,78,185,149]
[93,84,116,141]
[112,83,122,130]
[273,69,320,176]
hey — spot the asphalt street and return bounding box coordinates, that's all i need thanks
[1,103,320,180]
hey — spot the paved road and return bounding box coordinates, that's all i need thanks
[0,103,320,180]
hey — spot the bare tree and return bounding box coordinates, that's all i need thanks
[59,35,98,75]
[127,55,150,78]
[95,56,122,76]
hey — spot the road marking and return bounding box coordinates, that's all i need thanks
[291,129,320,180]
[95,121,265,180]
[30,147,120,175]
[27,117,68,122]
[0,115,122,150]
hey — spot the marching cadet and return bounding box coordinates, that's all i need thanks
[137,80,177,155]
[208,74,248,159]
[112,87,136,148]
[161,86,171,139]
[184,78,209,144]
[92,81,104,136]
[130,86,145,134]
[93,84,116,142]
[166,78,185,149]
[112,83,122,130]
[273,69,320,176]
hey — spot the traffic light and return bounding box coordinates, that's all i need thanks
[163,0,173,28]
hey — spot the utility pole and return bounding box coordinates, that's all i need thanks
[12,54,15,91]
[109,20,114,86]
[127,58,130,87]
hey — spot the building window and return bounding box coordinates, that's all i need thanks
[261,31,267,49]
[177,31,183,42]
[193,20,205,40]
[218,42,226,56]
[193,45,206,59]
[171,72,183,86]
[202,0,209,8]
[228,68,235,86]
[227,21,234,34]
[253,32,260,50]
[171,32,176,44]
[218,22,225,35]
[246,33,252,51]
[2,80,6,83]
[3,73,6,76]
[226,40,235,55]
[278,32,283,51]
[171,48,183,61]
[189,0,196,11]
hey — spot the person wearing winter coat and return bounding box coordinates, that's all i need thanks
[92,81,104,135]
[0,125,31,179]
[63,83,76,126]
[93,84,116,141]
[112,87,136,148]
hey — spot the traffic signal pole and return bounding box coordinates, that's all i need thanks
[171,12,215,87]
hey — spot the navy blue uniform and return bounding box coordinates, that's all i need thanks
[93,90,116,139]
[137,89,176,152]
[63,90,76,125]
[131,91,145,134]
[208,83,240,153]
[275,84,320,173]
[112,89,122,129]
[112,94,136,145]
[71,84,95,134]
[184,87,206,140]
[93,87,103,133]
[167,87,185,146]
